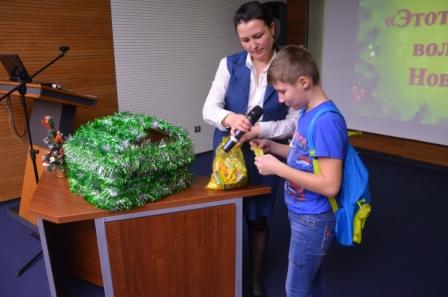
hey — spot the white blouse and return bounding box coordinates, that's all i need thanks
[203,53,298,139]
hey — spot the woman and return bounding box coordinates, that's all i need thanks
[202,1,298,296]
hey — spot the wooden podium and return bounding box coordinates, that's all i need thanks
[28,173,270,297]
[0,81,97,223]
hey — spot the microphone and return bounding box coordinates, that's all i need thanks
[59,46,70,54]
[223,105,264,153]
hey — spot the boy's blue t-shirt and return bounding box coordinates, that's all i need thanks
[285,100,348,214]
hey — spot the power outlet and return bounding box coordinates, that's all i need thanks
[194,125,201,133]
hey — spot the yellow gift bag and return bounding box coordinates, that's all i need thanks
[206,137,248,190]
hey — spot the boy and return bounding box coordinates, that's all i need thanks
[251,45,348,297]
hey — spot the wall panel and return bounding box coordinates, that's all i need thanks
[287,0,309,46]
[110,0,248,153]
[0,0,118,201]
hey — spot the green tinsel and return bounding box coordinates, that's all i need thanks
[64,112,195,211]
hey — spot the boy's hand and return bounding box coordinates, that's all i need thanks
[250,139,272,154]
[238,124,260,144]
[254,154,282,176]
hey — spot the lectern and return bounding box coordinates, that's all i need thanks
[0,81,97,223]
[0,81,97,146]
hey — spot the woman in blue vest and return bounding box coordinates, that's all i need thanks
[203,2,298,296]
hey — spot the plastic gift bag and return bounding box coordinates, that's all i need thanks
[206,137,248,190]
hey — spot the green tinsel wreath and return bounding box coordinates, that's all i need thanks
[64,112,194,211]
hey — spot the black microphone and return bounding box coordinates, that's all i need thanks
[59,46,70,54]
[223,105,264,153]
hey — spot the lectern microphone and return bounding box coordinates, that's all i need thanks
[59,46,70,53]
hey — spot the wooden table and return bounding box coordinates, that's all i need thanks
[28,171,270,297]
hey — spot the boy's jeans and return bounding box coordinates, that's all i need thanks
[285,210,335,297]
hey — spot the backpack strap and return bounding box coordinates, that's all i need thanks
[305,103,340,213]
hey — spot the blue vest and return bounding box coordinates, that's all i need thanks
[213,51,288,148]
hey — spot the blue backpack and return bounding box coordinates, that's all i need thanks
[306,104,372,247]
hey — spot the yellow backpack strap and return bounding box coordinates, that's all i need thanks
[348,130,362,137]
[310,149,338,213]
[353,199,372,244]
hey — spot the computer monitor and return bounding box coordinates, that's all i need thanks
[0,54,32,83]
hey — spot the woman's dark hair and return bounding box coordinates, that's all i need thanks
[233,1,274,30]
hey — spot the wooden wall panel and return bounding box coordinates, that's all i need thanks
[0,0,118,201]
[350,132,448,167]
[287,0,309,46]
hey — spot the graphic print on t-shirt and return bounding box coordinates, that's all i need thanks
[286,182,305,200]
[285,130,313,201]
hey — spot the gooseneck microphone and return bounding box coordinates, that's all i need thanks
[223,105,264,153]
[59,46,70,54]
